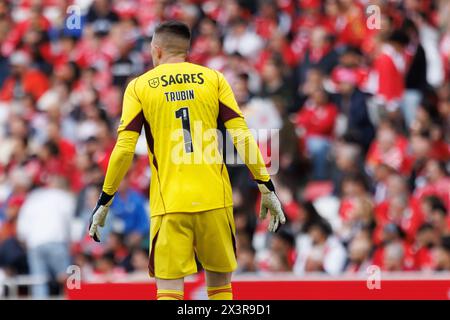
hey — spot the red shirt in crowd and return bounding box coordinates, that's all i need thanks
[0,69,50,102]
[372,241,416,271]
[414,176,450,212]
[58,139,82,191]
[373,44,407,105]
[254,16,279,40]
[294,101,338,139]
[366,135,411,174]
[256,45,299,71]
[373,198,424,244]
[430,140,450,162]
[189,35,212,65]
[335,5,367,48]
[413,246,435,271]
[1,13,50,56]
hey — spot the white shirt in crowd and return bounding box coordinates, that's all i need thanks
[223,30,264,58]
[17,187,75,248]
[419,22,444,88]
[294,234,347,276]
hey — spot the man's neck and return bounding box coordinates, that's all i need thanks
[158,55,186,65]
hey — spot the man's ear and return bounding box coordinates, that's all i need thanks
[157,46,163,60]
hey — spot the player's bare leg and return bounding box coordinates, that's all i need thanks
[156,277,184,300]
[205,270,233,300]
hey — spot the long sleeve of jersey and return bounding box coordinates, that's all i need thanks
[102,130,139,195]
[216,71,270,183]
[102,79,142,195]
[224,117,270,182]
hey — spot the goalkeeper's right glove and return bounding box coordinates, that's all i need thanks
[256,180,286,232]
[88,191,115,242]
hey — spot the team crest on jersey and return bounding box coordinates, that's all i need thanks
[148,77,160,88]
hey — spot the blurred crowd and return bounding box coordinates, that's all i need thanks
[0,0,449,297]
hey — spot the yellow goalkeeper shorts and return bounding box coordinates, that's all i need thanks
[148,206,237,279]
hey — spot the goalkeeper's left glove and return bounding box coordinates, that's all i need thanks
[257,180,286,232]
[88,191,115,242]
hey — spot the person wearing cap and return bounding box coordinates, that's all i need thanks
[331,62,375,151]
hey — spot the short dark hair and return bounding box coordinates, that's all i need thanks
[154,21,191,42]
[341,172,369,191]
[274,228,296,248]
[417,223,434,234]
[430,197,447,216]
[441,236,450,252]
[388,29,410,46]
[308,219,333,237]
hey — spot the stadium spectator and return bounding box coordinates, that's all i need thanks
[86,0,120,37]
[296,26,338,86]
[402,18,428,129]
[374,173,424,244]
[223,19,264,58]
[16,175,75,298]
[372,223,416,271]
[413,159,450,221]
[0,194,28,276]
[258,228,296,272]
[337,191,375,246]
[294,86,338,180]
[383,241,406,271]
[294,219,347,275]
[109,174,150,246]
[236,245,258,274]
[413,223,438,271]
[345,229,373,274]
[331,139,364,196]
[433,236,450,271]
[426,198,450,238]
[91,251,127,282]
[0,51,49,102]
[130,247,151,274]
[331,48,375,150]
[371,30,410,116]
[366,120,411,175]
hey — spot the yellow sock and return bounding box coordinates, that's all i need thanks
[157,289,184,300]
[207,283,233,300]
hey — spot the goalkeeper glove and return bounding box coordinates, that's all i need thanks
[257,180,286,232]
[88,191,114,242]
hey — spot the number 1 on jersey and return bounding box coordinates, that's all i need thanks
[175,107,193,153]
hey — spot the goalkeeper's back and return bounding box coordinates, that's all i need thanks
[118,62,243,216]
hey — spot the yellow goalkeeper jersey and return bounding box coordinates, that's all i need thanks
[104,62,270,216]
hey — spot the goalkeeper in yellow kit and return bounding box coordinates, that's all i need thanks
[88,21,285,300]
